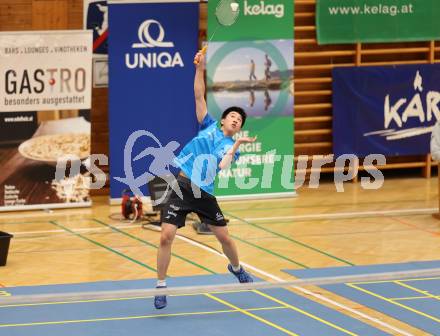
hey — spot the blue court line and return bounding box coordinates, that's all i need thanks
[284,261,440,335]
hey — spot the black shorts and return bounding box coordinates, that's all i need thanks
[161,175,226,228]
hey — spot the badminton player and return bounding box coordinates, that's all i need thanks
[154,51,256,309]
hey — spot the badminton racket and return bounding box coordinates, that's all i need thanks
[194,0,240,64]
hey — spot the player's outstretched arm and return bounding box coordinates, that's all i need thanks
[194,51,207,124]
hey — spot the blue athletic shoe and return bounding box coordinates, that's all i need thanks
[228,264,253,283]
[154,286,167,309]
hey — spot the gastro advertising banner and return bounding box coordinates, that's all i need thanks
[0,31,92,211]
[333,63,440,157]
[207,0,295,198]
[108,0,199,199]
[0,31,92,112]
[317,0,440,44]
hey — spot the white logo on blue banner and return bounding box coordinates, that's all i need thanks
[132,20,174,48]
[127,19,183,69]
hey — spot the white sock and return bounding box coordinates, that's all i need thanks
[232,264,241,272]
[157,279,167,287]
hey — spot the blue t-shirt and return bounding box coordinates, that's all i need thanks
[175,113,239,194]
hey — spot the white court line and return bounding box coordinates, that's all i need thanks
[0,209,92,220]
[228,208,437,223]
[175,234,414,336]
[10,224,140,237]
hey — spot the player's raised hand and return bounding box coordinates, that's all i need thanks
[236,136,257,144]
[194,49,206,67]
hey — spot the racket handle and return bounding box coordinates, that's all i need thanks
[194,46,208,65]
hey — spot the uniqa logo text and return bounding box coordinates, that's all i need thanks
[125,52,184,69]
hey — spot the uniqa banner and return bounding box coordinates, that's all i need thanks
[332,63,440,157]
[108,0,199,200]
[0,30,92,211]
[317,0,440,44]
[207,0,295,198]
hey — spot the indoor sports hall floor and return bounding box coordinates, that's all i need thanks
[0,177,439,335]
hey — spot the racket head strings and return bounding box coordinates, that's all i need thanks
[215,0,240,26]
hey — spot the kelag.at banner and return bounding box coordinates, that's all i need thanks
[333,63,440,157]
[207,0,295,198]
[108,0,199,200]
[317,0,440,44]
[0,30,92,211]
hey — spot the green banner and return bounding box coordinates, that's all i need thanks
[317,0,440,44]
[208,0,293,41]
[207,0,294,198]
[215,117,294,196]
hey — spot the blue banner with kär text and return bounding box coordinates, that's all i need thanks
[333,64,440,157]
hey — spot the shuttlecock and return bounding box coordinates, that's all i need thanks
[230,1,239,12]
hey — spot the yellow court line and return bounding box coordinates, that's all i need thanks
[398,276,440,282]
[176,289,251,297]
[205,293,300,336]
[347,283,440,324]
[351,276,440,285]
[0,306,286,328]
[392,295,440,301]
[253,290,358,336]
[0,290,253,308]
[394,281,440,302]
[0,296,155,308]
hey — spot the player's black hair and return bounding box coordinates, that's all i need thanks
[221,106,247,127]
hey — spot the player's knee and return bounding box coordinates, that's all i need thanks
[160,231,175,247]
[216,232,231,245]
